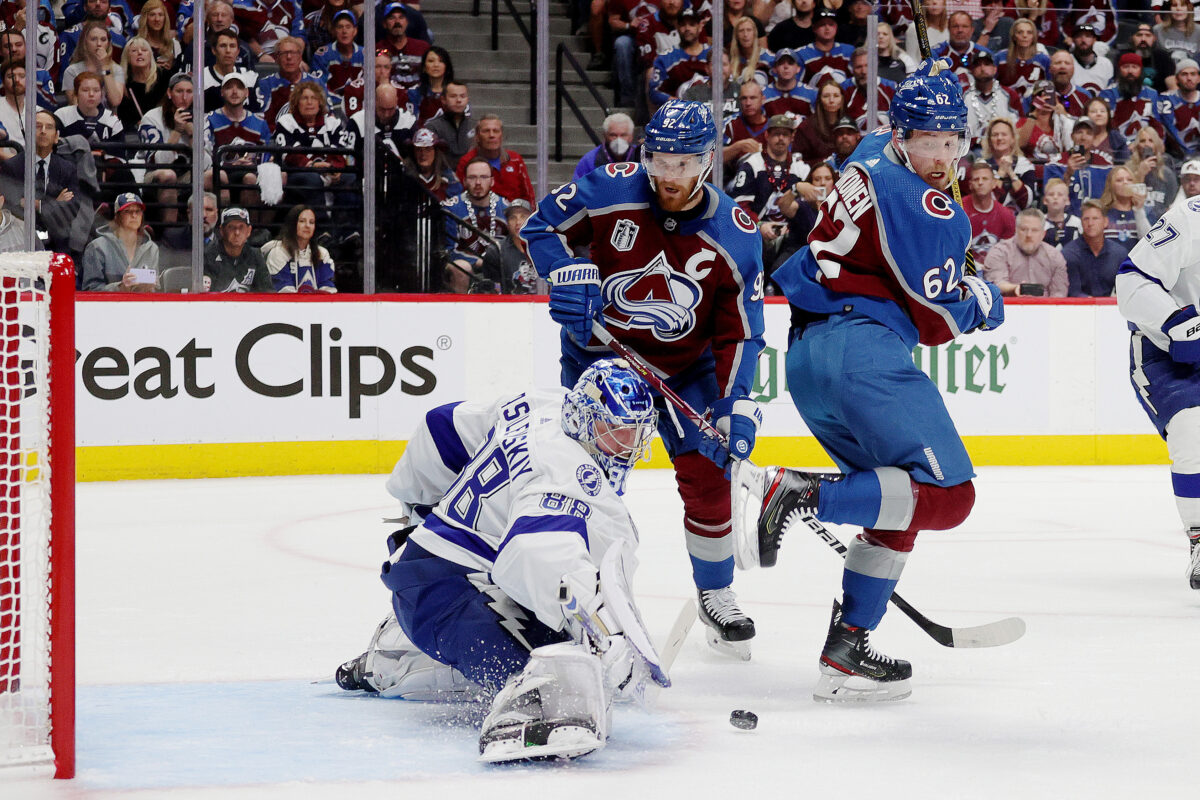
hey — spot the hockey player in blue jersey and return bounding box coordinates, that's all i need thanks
[335,360,673,763]
[732,59,1005,701]
[1116,202,1200,589]
[521,99,766,659]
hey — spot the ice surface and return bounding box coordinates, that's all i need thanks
[7,466,1199,798]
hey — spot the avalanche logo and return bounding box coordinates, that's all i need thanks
[922,189,956,220]
[577,464,603,496]
[601,252,702,342]
[606,162,638,178]
[732,207,757,234]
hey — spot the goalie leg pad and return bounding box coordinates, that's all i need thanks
[478,642,609,763]
[361,614,484,701]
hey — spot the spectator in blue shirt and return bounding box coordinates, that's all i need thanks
[1062,200,1128,297]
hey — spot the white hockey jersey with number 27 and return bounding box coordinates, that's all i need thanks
[386,390,641,633]
[1118,200,1200,353]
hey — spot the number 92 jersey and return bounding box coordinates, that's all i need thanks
[772,129,986,348]
[521,162,765,399]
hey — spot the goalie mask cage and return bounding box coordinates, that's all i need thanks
[0,253,74,780]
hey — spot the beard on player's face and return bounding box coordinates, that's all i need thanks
[655,176,703,211]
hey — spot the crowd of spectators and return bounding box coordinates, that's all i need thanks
[0,0,540,293]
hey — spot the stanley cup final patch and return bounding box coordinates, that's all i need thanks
[611,219,640,252]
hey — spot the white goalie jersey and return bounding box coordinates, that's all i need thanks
[1117,200,1200,353]
[386,390,642,632]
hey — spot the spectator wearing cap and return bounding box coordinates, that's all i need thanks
[723,81,771,169]
[1156,0,1200,65]
[995,18,1050,96]
[82,192,161,292]
[408,46,454,127]
[1017,80,1073,176]
[793,76,845,168]
[380,1,430,92]
[256,35,327,130]
[349,83,417,159]
[138,72,195,226]
[373,1,432,45]
[1069,23,1112,96]
[965,161,1016,264]
[932,11,990,91]
[205,206,272,292]
[1041,177,1082,250]
[481,198,538,294]
[1061,199,1126,297]
[963,49,1023,149]
[1048,49,1092,119]
[574,112,639,180]
[767,0,817,53]
[1165,57,1200,154]
[310,10,365,109]
[406,127,460,202]
[983,208,1068,297]
[1063,0,1117,46]
[729,113,812,270]
[202,29,260,113]
[796,8,854,87]
[763,49,817,118]
[205,71,272,212]
[302,0,354,57]
[1043,115,1111,215]
[263,204,337,293]
[1112,21,1177,95]
[1099,54,1187,156]
[425,81,473,164]
[1170,157,1200,210]
[649,8,709,107]
[0,109,82,258]
[842,47,895,132]
[825,116,861,172]
[973,0,1013,54]
[455,114,534,205]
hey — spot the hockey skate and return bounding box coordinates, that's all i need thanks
[732,462,828,569]
[335,615,481,701]
[478,643,609,763]
[814,601,912,703]
[697,587,755,661]
[1189,529,1200,590]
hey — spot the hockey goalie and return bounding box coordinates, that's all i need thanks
[335,359,671,762]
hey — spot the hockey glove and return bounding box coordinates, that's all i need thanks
[961,275,1005,331]
[548,261,603,343]
[1163,305,1200,365]
[699,396,762,472]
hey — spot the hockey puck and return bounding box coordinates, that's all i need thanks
[729,709,758,730]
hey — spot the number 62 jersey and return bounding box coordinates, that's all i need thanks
[773,129,995,348]
[521,162,765,399]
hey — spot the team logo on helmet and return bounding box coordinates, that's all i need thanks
[922,189,956,219]
[602,252,702,342]
[576,464,604,496]
[611,219,640,251]
[605,162,638,178]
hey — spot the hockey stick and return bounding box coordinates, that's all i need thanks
[591,321,1025,648]
[907,0,977,278]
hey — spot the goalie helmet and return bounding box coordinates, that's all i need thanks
[562,359,657,495]
[641,99,717,199]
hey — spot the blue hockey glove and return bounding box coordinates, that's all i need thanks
[961,275,1004,331]
[1162,305,1200,365]
[698,396,762,472]
[548,261,603,343]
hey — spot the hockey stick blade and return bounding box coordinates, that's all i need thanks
[793,515,1025,648]
[658,597,698,675]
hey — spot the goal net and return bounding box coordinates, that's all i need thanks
[0,253,74,779]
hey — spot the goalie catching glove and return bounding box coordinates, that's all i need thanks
[548,260,604,343]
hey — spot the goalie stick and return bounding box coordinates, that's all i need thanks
[591,321,1025,649]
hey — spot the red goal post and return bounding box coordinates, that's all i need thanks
[0,253,75,779]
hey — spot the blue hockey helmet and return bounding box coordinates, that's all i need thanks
[890,58,969,135]
[562,358,658,495]
[641,99,717,197]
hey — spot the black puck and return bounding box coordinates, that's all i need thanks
[729,709,758,730]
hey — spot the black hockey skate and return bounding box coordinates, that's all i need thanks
[698,587,755,661]
[335,652,373,692]
[1189,529,1200,590]
[814,601,912,703]
[757,469,830,567]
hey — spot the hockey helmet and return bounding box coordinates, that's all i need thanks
[641,99,717,197]
[890,58,969,135]
[562,359,658,495]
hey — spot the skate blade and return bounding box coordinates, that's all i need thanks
[730,461,767,570]
[478,726,605,763]
[705,629,752,661]
[813,666,911,703]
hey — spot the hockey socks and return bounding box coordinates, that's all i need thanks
[818,469,975,534]
[841,533,909,630]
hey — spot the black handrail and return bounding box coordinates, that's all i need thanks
[554,43,607,162]
[488,0,537,126]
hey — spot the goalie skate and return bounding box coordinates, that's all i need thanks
[1189,529,1200,590]
[697,587,754,661]
[813,601,912,703]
